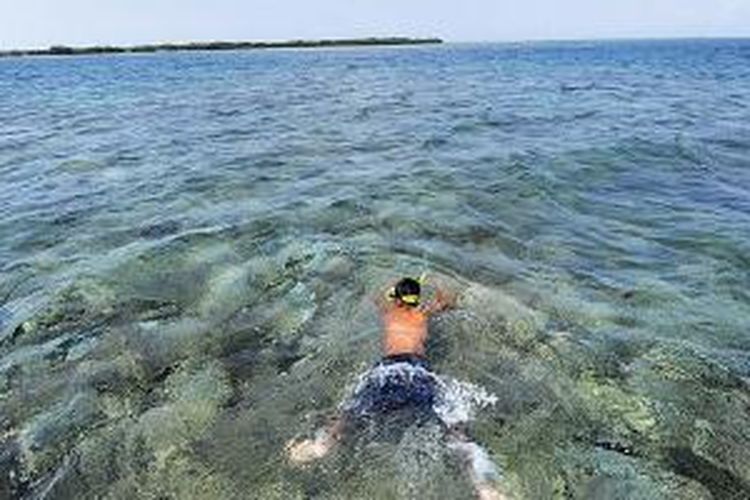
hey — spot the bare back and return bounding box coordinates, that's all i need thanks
[382,304,429,357]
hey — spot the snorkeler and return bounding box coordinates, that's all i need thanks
[286,276,509,500]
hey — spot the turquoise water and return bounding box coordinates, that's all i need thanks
[1,40,750,498]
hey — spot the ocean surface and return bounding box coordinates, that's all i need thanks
[1,39,749,499]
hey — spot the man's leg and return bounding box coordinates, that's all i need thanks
[447,429,510,500]
[287,364,387,464]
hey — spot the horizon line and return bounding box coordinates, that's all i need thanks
[2,33,750,53]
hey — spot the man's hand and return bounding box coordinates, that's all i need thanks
[374,278,400,312]
[436,287,458,309]
[424,283,458,314]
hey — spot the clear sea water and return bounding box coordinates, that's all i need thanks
[1,40,750,499]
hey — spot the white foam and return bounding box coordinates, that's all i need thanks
[433,376,498,427]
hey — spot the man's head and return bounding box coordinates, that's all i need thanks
[393,277,421,307]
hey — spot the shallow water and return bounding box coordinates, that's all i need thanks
[1,40,750,499]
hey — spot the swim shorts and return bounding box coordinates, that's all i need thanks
[342,354,438,419]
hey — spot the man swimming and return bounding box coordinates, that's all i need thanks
[286,276,508,500]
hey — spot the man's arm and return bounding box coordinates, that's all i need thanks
[424,284,458,315]
[374,279,399,313]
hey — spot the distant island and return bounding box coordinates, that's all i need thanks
[0,37,443,58]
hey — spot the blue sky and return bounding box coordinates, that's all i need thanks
[2,0,750,49]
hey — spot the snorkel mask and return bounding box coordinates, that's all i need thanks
[386,274,427,307]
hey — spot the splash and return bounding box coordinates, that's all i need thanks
[433,375,499,427]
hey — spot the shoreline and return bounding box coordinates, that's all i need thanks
[0,37,443,58]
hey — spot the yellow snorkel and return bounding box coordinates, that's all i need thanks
[399,294,420,306]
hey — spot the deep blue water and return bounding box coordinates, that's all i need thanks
[1,40,749,499]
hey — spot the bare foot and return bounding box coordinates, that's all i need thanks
[285,435,333,464]
[476,483,509,500]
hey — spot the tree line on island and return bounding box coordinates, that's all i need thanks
[0,37,443,57]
